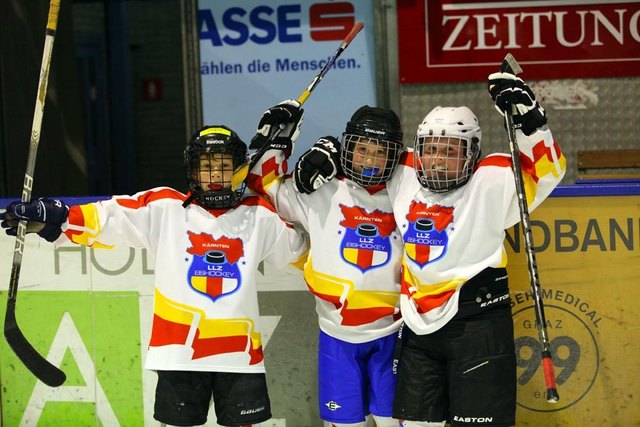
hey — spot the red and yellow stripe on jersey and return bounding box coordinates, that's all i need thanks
[304,258,400,326]
[400,262,460,314]
[476,138,566,206]
[247,155,289,199]
[64,204,112,248]
[150,289,263,364]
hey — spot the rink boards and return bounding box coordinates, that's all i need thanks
[0,183,638,426]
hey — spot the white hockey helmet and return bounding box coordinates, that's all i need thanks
[413,106,482,193]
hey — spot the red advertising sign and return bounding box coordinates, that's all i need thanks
[398,0,640,83]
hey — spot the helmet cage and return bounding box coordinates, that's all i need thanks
[340,134,402,186]
[340,105,403,187]
[413,106,482,193]
[414,135,480,193]
[185,126,248,209]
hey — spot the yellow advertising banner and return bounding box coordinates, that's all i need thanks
[506,195,640,426]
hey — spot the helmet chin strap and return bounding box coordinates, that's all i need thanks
[182,192,196,208]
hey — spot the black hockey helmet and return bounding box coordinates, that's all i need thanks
[341,105,403,186]
[184,125,249,209]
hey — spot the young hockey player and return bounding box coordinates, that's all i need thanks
[388,72,566,426]
[292,70,566,426]
[248,103,405,427]
[0,125,308,427]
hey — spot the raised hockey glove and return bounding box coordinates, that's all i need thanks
[294,136,341,194]
[250,99,304,158]
[488,71,547,136]
[0,197,69,242]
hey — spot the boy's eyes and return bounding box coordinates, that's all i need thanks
[355,146,386,155]
[200,161,233,169]
[424,145,458,155]
[425,146,438,154]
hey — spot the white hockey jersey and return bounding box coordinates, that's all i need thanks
[387,127,566,335]
[57,187,307,373]
[248,150,403,344]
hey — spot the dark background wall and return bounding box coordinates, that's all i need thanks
[1,0,638,199]
[0,0,190,199]
[1,0,88,197]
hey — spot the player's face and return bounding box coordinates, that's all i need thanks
[419,136,467,179]
[198,153,234,190]
[351,139,388,177]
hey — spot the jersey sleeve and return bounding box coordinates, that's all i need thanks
[58,187,181,248]
[502,127,566,227]
[250,198,309,270]
[247,148,310,230]
[263,220,308,270]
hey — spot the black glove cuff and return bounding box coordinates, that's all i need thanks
[275,141,293,158]
[515,102,547,136]
[37,202,68,242]
[38,223,63,242]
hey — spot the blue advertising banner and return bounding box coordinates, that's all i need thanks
[198,1,377,165]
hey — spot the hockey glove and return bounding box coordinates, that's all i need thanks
[294,136,341,194]
[488,72,547,136]
[250,99,304,158]
[0,197,69,242]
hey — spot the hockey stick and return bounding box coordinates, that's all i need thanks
[295,21,364,105]
[4,0,66,387]
[251,21,364,274]
[500,53,559,403]
[251,21,364,163]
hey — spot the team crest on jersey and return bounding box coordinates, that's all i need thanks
[339,204,396,272]
[186,231,244,301]
[403,201,454,267]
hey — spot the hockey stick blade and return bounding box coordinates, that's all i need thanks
[499,53,559,403]
[5,299,66,387]
[501,53,522,75]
